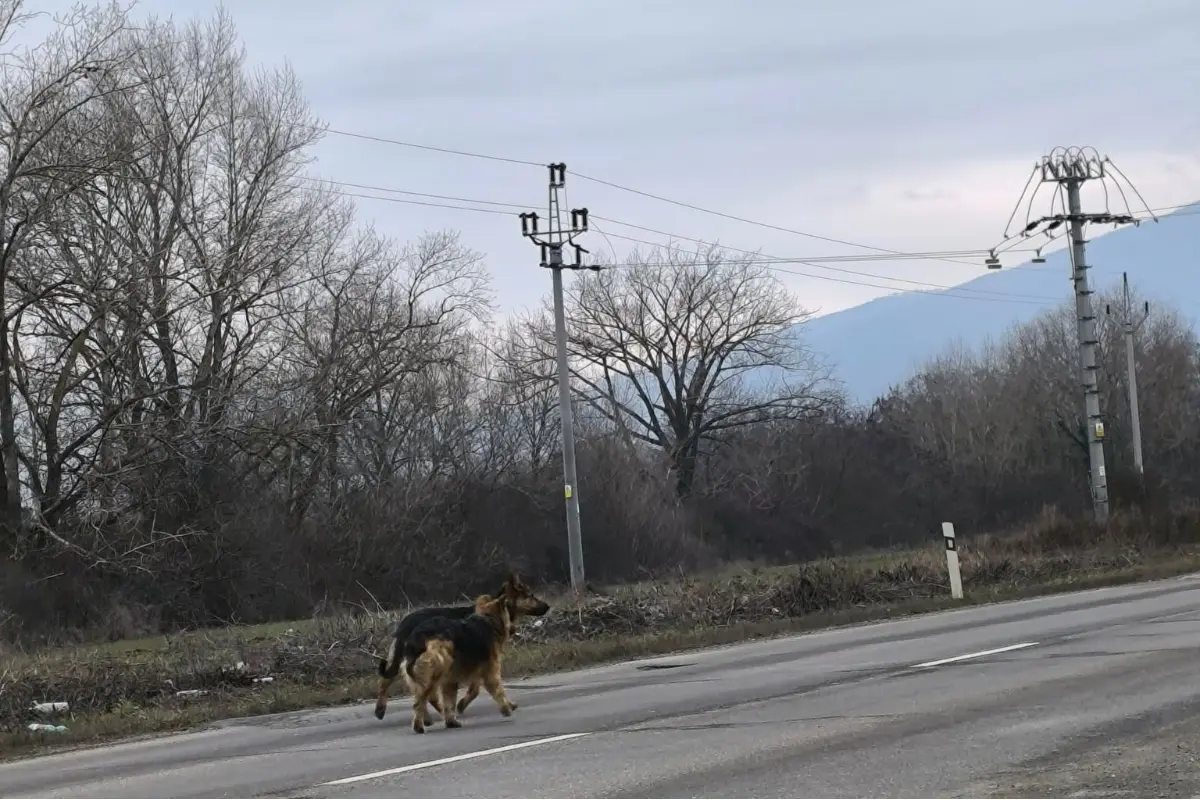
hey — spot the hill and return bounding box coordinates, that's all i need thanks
[802,202,1200,405]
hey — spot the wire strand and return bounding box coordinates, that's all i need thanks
[298,174,528,210]
[570,170,985,268]
[588,223,1062,303]
[302,174,1055,268]
[310,180,1197,305]
[318,126,543,167]
[313,124,983,267]
[312,183,1053,305]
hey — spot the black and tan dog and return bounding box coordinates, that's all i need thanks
[374,573,550,724]
[400,590,521,733]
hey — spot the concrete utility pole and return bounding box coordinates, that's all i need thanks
[1106,272,1150,476]
[519,163,596,596]
[1062,173,1110,521]
[998,146,1159,523]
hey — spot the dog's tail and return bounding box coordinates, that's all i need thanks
[378,635,402,680]
[402,635,427,681]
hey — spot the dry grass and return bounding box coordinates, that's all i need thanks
[4,506,1200,760]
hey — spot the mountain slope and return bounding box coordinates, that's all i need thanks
[801,202,1200,405]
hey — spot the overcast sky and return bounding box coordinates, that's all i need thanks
[30,0,1200,317]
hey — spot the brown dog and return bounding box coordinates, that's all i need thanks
[403,591,517,733]
[374,573,550,724]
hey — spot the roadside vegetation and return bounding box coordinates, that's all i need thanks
[5,507,1199,757]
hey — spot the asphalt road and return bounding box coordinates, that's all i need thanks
[5,575,1200,798]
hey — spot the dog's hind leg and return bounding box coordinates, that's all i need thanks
[374,674,395,721]
[403,670,439,726]
[411,684,437,734]
[440,681,462,729]
[409,654,442,734]
[455,678,481,714]
[410,642,454,734]
[374,638,402,720]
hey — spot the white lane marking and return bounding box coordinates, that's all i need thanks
[322,732,592,786]
[912,641,1039,669]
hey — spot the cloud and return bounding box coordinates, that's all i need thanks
[21,0,1200,321]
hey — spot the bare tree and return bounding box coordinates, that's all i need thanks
[278,227,490,522]
[887,277,1200,518]
[480,318,561,480]
[525,243,839,497]
[0,1,138,541]
[2,8,344,552]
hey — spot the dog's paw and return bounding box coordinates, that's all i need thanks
[445,718,463,729]
[412,723,426,734]
[374,706,386,720]
[456,698,469,714]
[508,702,519,712]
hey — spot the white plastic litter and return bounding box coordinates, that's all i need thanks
[26,723,67,733]
[31,701,69,714]
[253,676,274,684]
[175,689,208,697]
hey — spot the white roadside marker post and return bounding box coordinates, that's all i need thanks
[942,521,964,600]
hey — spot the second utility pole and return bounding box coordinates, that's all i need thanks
[519,163,595,597]
[1107,272,1150,476]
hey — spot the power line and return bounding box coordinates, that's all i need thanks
[302,174,1060,302]
[313,125,980,268]
[314,124,1200,276]
[588,220,1063,303]
[318,178,1199,269]
[297,144,1194,306]
[308,181,1186,307]
[297,175,528,210]
[335,190,514,216]
[594,215,1039,262]
[317,126,543,167]
[588,220,1051,304]
[570,170,984,268]
[305,183,1052,305]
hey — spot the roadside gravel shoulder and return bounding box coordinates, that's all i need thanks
[971,707,1200,798]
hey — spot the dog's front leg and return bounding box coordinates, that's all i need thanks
[482,667,517,717]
